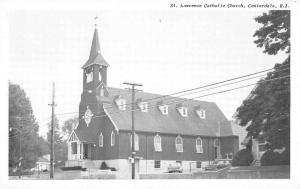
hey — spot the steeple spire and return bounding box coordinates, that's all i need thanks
[89,27,100,60]
[82,17,109,69]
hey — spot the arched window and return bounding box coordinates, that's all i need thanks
[111,131,115,146]
[175,136,183,152]
[154,134,162,152]
[99,133,103,147]
[130,133,139,151]
[196,137,203,153]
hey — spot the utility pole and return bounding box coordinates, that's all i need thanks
[48,82,56,179]
[18,125,21,179]
[123,82,143,180]
[10,121,22,179]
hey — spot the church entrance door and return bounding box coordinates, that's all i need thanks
[83,144,89,159]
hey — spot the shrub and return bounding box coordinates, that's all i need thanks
[61,166,82,171]
[232,149,253,166]
[261,149,290,166]
[100,162,109,170]
[99,162,117,171]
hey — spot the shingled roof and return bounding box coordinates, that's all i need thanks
[101,87,233,137]
[74,129,96,144]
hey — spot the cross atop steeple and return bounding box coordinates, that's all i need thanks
[94,16,98,28]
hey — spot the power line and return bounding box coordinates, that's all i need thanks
[52,74,289,121]
[157,67,290,103]
[87,74,289,120]
[52,64,290,118]
[8,65,290,127]
[9,72,289,141]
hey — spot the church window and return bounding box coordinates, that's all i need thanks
[175,136,183,152]
[99,133,103,147]
[154,160,161,168]
[182,107,188,117]
[159,105,168,115]
[130,133,139,151]
[116,99,126,111]
[196,161,202,168]
[99,71,102,82]
[100,86,104,97]
[139,102,148,112]
[86,72,93,83]
[197,109,206,119]
[111,131,115,146]
[196,137,203,153]
[154,134,162,152]
[177,106,188,117]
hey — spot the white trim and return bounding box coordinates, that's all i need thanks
[177,106,188,117]
[99,133,103,147]
[159,105,168,115]
[103,104,119,132]
[195,137,203,153]
[111,130,115,146]
[115,98,126,110]
[175,135,183,152]
[67,130,79,143]
[138,102,148,112]
[196,109,206,119]
[154,134,162,152]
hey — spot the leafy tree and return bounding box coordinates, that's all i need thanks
[9,82,48,169]
[47,116,67,163]
[253,10,290,55]
[62,117,78,138]
[235,10,290,157]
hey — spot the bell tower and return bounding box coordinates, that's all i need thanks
[81,23,109,92]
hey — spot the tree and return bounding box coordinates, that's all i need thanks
[253,10,290,55]
[235,11,290,156]
[47,116,68,163]
[62,117,78,139]
[9,82,48,169]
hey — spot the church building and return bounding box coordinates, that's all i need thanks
[66,26,238,178]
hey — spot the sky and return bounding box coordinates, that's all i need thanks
[8,10,287,137]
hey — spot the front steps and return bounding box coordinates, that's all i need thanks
[251,160,261,166]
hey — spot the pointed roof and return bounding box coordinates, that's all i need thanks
[82,28,109,69]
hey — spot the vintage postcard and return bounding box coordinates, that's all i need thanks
[1,0,299,188]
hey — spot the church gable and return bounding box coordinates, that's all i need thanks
[96,82,109,97]
[68,130,79,143]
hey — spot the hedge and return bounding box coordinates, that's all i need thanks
[232,149,253,166]
[261,149,290,166]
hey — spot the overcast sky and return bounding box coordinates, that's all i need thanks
[8,10,287,137]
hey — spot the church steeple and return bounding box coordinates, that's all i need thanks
[82,21,109,91]
[89,28,101,61]
[82,28,109,69]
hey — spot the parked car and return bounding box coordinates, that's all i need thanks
[204,159,231,171]
[167,163,183,173]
